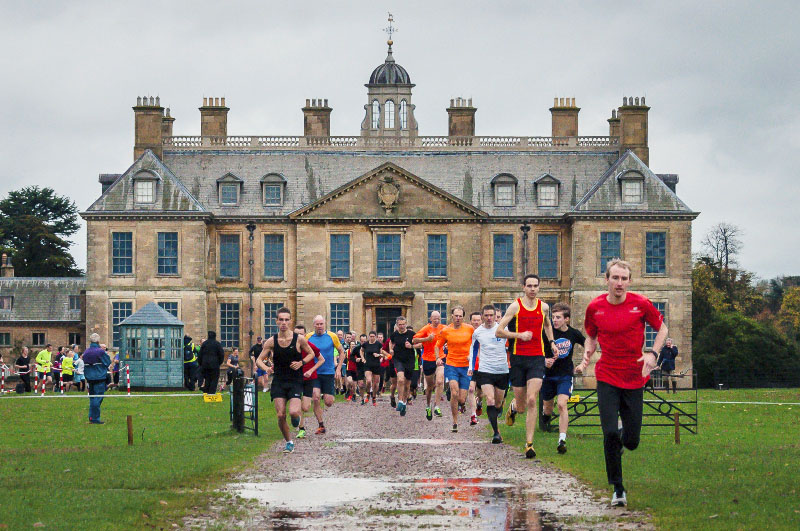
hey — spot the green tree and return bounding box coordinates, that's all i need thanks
[0,186,82,277]
[778,287,800,341]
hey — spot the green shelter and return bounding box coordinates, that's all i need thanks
[118,302,184,387]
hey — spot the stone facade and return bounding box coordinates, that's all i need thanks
[82,42,698,385]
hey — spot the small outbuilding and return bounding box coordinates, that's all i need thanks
[118,302,184,387]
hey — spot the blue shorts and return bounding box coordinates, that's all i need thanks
[444,365,470,391]
[256,368,267,378]
[541,375,573,401]
[317,373,336,396]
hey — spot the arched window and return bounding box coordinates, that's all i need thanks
[399,100,408,129]
[385,100,395,129]
[371,100,380,129]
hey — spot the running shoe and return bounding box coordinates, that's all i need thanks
[297,428,306,439]
[476,400,483,416]
[611,490,627,507]
[491,433,503,444]
[346,395,352,402]
[557,440,567,454]
[434,407,442,417]
[524,443,536,459]
[361,397,367,405]
[505,406,516,426]
[426,407,433,421]
[372,399,377,406]
[390,395,397,408]
[315,426,326,435]
[283,441,295,453]
[458,403,466,414]
[400,402,407,416]
[451,424,458,433]
[470,415,478,426]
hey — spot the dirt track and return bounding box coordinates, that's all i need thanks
[187,395,652,530]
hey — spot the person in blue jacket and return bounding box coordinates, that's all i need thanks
[83,333,112,424]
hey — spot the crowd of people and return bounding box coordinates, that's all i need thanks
[251,258,670,508]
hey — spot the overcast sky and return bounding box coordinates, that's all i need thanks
[1,1,798,278]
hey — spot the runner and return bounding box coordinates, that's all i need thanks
[35,344,53,392]
[256,307,316,453]
[435,306,475,432]
[576,259,667,507]
[380,331,398,408]
[413,310,446,420]
[249,336,270,393]
[293,324,325,439]
[541,302,585,454]
[352,335,369,404]
[361,332,382,406]
[389,316,417,416]
[496,274,558,458]
[344,338,359,401]
[469,304,510,443]
[467,311,484,426]
[306,315,345,434]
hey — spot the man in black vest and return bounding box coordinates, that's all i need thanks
[198,331,224,394]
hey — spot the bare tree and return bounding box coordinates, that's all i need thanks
[701,222,742,270]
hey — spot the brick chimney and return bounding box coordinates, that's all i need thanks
[161,107,175,138]
[607,108,621,139]
[200,97,229,137]
[1,254,14,278]
[550,97,579,139]
[302,98,332,137]
[446,97,476,137]
[133,95,164,160]
[618,96,650,166]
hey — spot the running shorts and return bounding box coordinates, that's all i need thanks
[392,356,414,376]
[541,375,573,401]
[422,359,438,376]
[302,379,318,399]
[347,369,359,379]
[474,370,509,391]
[509,355,545,387]
[444,364,471,391]
[317,373,336,396]
[270,379,302,401]
[385,363,397,379]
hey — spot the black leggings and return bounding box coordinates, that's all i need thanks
[597,381,643,489]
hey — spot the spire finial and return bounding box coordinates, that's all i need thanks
[383,12,397,49]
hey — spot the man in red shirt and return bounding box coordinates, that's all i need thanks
[293,325,325,439]
[577,259,667,507]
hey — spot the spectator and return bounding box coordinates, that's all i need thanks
[83,334,111,424]
[15,346,31,392]
[196,337,206,390]
[249,336,268,392]
[198,331,224,394]
[222,348,240,391]
[183,335,199,391]
[52,346,64,392]
[107,352,120,390]
[74,349,85,392]
[658,338,679,394]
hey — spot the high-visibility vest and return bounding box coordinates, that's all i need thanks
[184,343,198,364]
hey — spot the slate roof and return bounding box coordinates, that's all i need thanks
[118,302,184,327]
[0,277,85,322]
[84,147,696,220]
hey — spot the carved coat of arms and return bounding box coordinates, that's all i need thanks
[377,175,400,214]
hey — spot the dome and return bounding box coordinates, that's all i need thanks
[368,46,412,85]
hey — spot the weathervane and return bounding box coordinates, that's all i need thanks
[383,12,397,45]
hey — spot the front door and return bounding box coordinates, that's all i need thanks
[375,307,403,338]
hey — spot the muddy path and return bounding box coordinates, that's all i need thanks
[188,395,651,530]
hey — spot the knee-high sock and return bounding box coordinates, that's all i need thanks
[487,405,499,434]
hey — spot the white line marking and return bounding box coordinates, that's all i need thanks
[337,438,485,445]
[701,401,799,406]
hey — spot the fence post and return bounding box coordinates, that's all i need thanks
[127,415,133,446]
[674,412,680,444]
[232,375,245,433]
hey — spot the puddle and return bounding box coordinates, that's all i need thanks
[236,477,560,530]
[337,437,484,445]
[233,477,397,510]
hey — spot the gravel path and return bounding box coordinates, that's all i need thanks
[188,395,652,530]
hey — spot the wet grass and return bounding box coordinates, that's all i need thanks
[0,391,281,530]
[499,388,800,530]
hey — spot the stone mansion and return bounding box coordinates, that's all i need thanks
[81,39,697,376]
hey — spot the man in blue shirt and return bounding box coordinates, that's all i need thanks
[83,333,112,424]
[305,315,345,434]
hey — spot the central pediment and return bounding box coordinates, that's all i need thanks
[289,162,487,220]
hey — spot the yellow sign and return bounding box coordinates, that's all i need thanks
[568,394,581,403]
[203,393,222,403]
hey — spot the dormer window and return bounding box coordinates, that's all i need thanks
[534,173,561,207]
[216,173,243,206]
[491,173,518,206]
[132,171,158,204]
[618,171,645,204]
[261,173,287,206]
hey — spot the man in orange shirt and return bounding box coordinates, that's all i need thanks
[435,306,475,433]
[413,310,446,421]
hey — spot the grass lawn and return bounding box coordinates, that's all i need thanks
[499,388,800,530]
[0,389,281,530]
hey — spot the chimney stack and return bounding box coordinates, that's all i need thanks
[199,97,229,137]
[607,108,621,140]
[161,107,175,138]
[617,96,650,165]
[302,98,332,137]
[446,97,477,137]
[1,254,14,278]
[133,95,164,160]
[550,97,580,139]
